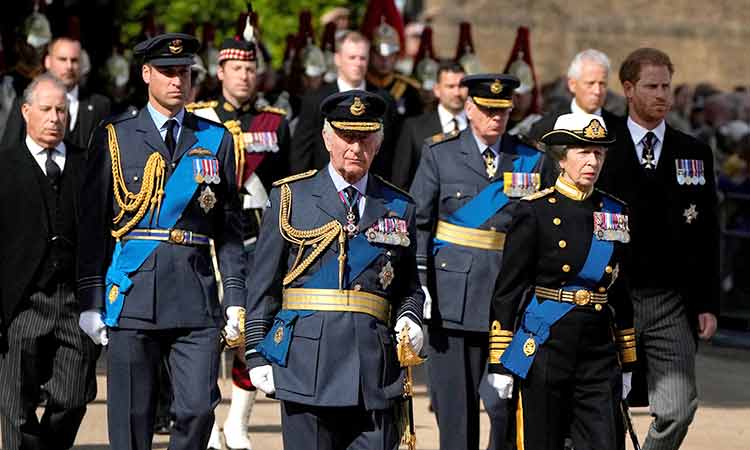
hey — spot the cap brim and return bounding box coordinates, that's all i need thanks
[473,97,513,109]
[330,121,382,132]
[540,129,616,146]
[147,56,194,67]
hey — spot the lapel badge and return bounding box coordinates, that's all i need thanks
[683,204,698,224]
[108,286,119,304]
[169,39,183,54]
[378,261,395,290]
[523,337,536,356]
[350,97,365,116]
[273,326,284,344]
[198,186,217,213]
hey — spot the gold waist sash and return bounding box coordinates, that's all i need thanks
[435,220,506,251]
[282,288,391,322]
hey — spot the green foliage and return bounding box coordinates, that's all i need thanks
[117,0,367,68]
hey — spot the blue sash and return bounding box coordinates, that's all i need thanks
[256,188,409,366]
[501,197,622,378]
[103,121,224,326]
[433,144,540,252]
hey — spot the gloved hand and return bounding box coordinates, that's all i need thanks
[79,309,108,345]
[421,285,433,320]
[224,306,244,342]
[487,373,514,399]
[622,372,633,400]
[394,316,424,354]
[249,365,275,395]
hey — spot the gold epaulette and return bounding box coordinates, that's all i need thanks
[373,174,412,200]
[595,188,628,207]
[429,130,459,145]
[394,73,422,90]
[615,328,637,364]
[489,321,514,364]
[185,100,218,113]
[522,187,554,201]
[260,106,288,116]
[272,170,318,187]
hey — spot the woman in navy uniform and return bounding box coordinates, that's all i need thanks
[487,113,636,450]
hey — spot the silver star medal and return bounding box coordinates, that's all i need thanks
[198,186,217,213]
[642,153,656,169]
[683,204,698,224]
[378,261,395,290]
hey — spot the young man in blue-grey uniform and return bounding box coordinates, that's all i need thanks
[244,90,424,450]
[409,74,553,450]
[76,33,247,450]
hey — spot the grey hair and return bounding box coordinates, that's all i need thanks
[567,49,611,80]
[22,73,69,108]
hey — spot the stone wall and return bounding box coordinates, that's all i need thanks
[424,0,750,92]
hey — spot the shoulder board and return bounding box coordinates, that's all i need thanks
[259,106,288,116]
[185,100,218,113]
[429,130,460,146]
[522,187,554,202]
[104,108,138,125]
[373,174,412,201]
[272,170,318,187]
[394,73,422,90]
[595,188,628,207]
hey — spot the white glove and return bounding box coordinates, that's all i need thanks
[487,373,514,399]
[394,316,424,354]
[249,365,276,395]
[421,285,433,320]
[224,306,244,342]
[622,372,633,400]
[78,309,108,346]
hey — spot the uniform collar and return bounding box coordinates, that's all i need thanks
[146,102,185,130]
[327,163,368,196]
[554,175,592,201]
[221,94,254,113]
[471,130,500,157]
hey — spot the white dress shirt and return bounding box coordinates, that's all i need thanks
[328,163,368,218]
[336,78,366,93]
[437,104,467,134]
[67,85,79,132]
[570,97,602,117]
[627,117,666,167]
[26,135,66,174]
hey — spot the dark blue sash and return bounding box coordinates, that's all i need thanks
[501,196,622,378]
[103,121,224,326]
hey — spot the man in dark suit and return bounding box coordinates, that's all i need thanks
[0,73,96,450]
[392,62,467,190]
[1,37,111,150]
[77,33,247,450]
[289,31,397,179]
[244,90,424,450]
[529,49,620,143]
[597,48,719,450]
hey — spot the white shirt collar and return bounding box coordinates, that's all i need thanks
[627,116,666,146]
[437,104,467,132]
[570,97,602,117]
[327,163,368,196]
[67,84,79,101]
[337,77,366,93]
[26,135,66,156]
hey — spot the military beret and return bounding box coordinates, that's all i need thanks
[461,73,520,109]
[218,37,257,63]
[540,113,616,146]
[320,90,386,132]
[134,33,199,67]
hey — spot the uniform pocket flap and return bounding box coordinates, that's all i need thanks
[435,248,473,273]
[439,183,478,201]
[293,314,323,340]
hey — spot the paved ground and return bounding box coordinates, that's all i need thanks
[4,340,749,449]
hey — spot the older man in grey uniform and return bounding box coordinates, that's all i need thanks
[244,90,424,450]
[410,74,552,450]
[77,33,247,450]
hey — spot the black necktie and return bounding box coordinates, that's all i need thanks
[482,148,497,178]
[45,148,61,189]
[343,186,360,237]
[641,131,656,170]
[450,118,459,134]
[164,119,177,157]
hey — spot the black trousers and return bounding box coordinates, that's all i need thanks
[514,308,621,450]
[107,327,221,450]
[280,400,400,450]
[0,284,97,450]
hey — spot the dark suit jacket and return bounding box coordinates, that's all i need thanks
[528,104,621,143]
[289,81,397,178]
[391,110,442,190]
[1,86,112,149]
[0,140,86,345]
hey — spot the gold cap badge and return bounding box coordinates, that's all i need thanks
[169,39,183,55]
[583,119,606,139]
[490,79,503,94]
[350,96,365,116]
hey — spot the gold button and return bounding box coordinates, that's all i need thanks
[548,197,557,204]
[595,304,603,311]
[490,226,496,231]
[599,202,604,208]
[558,240,567,248]
[605,265,613,274]
[353,284,362,291]
[562,264,571,272]
[553,218,561,225]
[598,287,606,293]
[133,176,139,181]
[456,192,462,198]
[441,262,447,268]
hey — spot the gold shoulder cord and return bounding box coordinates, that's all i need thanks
[223,119,245,186]
[278,183,347,289]
[107,123,166,240]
